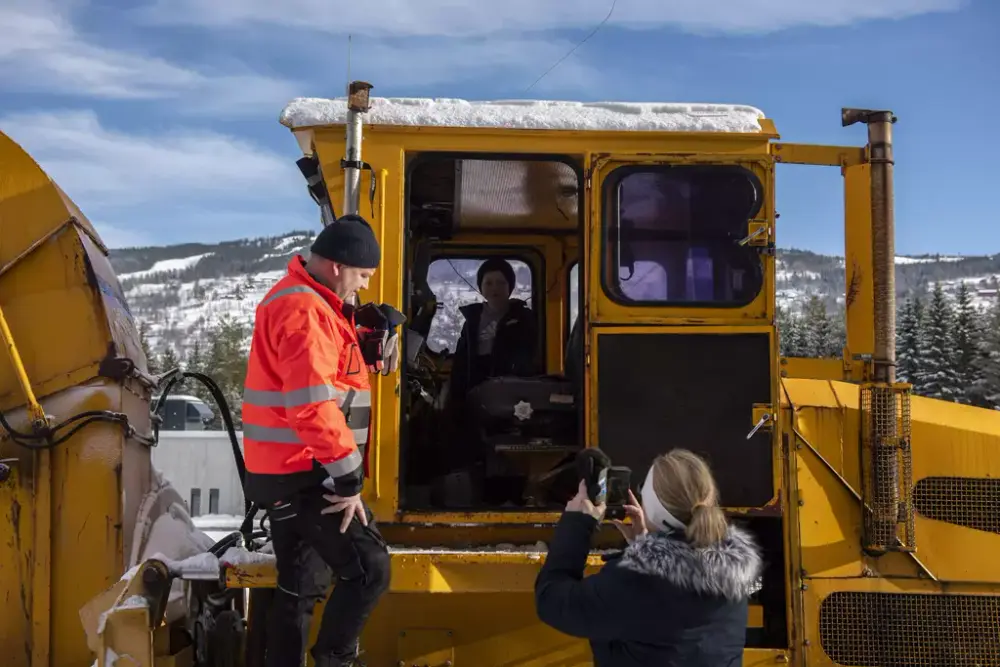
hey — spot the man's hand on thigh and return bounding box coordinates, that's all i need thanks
[321,493,368,533]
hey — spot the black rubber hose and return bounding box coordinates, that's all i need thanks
[153,369,250,519]
[0,408,156,449]
[154,369,246,488]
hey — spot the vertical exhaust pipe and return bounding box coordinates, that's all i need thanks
[844,108,915,556]
[843,108,897,383]
[343,81,373,217]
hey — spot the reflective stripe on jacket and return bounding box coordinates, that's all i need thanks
[242,256,371,500]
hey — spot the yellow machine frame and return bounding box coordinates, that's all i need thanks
[2,85,998,667]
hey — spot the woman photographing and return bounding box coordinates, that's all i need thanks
[534,449,763,666]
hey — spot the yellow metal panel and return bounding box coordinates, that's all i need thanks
[312,138,405,518]
[225,550,604,591]
[781,357,846,382]
[0,130,154,667]
[395,510,564,525]
[784,379,921,580]
[772,143,866,167]
[789,414,920,581]
[907,395,1000,583]
[397,628,455,666]
[783,378,1000,585]
[353,595,779,667]
[843,163,875,377]
[801,577,1000,667]
[0,454,34,667]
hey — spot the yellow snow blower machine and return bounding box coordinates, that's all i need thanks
[1,80,998,666]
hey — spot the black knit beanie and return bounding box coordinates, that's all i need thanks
[477,257,516,296]
[310,214,380,269]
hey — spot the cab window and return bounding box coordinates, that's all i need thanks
[603,165,765,307]
[426,257,534,355]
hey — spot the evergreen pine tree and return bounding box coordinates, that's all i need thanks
[830,303,847,358]
[186,340,204,374]
[802,295,836,357]
[786,312,809,357]
[159,346,181,373]
[776,304,795,356]
[952,282,983,404]
[973,297,1000,409]
[916,283,960,400]
[896,296,924,386]
[138,321,159,375]
[201,316,251,428]
[179,340,206,403]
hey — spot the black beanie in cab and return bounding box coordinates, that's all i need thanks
[309,214,381,269]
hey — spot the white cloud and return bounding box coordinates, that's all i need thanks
[138,0,966,37]
[94,223,155,249]
[1,109,313,246]
[0,1,300,116]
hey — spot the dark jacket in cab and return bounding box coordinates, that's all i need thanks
[535,512,763,667]
[448,298,538,399]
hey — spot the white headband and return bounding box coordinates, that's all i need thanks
[640,465,687,533]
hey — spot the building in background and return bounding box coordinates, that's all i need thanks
[152,430,245,519]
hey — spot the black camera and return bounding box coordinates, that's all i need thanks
[597,466,632,521]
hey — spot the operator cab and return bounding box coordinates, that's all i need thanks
[398,151,774,516]
[400,155,584,510]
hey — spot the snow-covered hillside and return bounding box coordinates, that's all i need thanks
[774,249,1000,315]
[106,231,1000,360]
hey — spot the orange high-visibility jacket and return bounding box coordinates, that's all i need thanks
[241,256,371,503]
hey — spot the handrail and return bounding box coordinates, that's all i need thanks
[0,302,46,427]
[373,167,388,500]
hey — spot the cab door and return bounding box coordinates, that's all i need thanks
[583,153,780,513]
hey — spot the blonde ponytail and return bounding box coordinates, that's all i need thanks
[685,503,728,548]
[650,449,729,548]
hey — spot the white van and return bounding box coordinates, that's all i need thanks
[153,393,215,431]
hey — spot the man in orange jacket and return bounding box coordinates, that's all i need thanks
[242,214,395,667]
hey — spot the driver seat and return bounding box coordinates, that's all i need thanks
[465,316,584,447]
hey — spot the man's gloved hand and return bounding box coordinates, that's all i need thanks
[381,331,400,375]
[355,302,406,375]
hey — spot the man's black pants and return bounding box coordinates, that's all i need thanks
[264,485,391,667]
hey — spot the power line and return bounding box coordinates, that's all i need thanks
[524,0,619,93]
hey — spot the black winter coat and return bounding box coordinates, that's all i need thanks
[448,299,538,402]
[535,512,763,667]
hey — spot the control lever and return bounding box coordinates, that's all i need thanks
[746,413,772,440]
[738,226,767,246]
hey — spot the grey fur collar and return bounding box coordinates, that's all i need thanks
[617,524,763,602]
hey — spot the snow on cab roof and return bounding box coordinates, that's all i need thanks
[279,97,766,134]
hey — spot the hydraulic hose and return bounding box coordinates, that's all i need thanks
[152,369,260,541]
[153,369,246,486]
[0,407,156,449]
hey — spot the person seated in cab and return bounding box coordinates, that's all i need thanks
[534,449,764,667]
[448,257,539,402]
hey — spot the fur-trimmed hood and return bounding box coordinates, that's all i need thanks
[617,524,763,602]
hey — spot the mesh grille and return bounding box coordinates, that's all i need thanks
[859,384,915,553]
[819,591,1000,666]
[913,476,1000,534]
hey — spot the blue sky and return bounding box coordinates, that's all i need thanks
[1,0,996,255]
